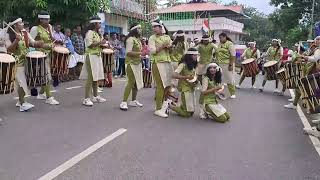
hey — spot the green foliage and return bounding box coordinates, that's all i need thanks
[0,0,110,28]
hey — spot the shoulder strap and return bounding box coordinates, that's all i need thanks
[251,48,257,58]
[22,31,29,48]
[273,47,280,59]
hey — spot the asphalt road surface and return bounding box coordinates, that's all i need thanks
[0,74,319,180]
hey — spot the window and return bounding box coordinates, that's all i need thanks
[185,31,189,34]
[192,31,197,34]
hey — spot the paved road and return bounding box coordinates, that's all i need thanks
[0,75,319,180]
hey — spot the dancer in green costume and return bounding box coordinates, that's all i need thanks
[79,16,107,106]
[201,63,230,122]
[120,24,144,111]
[170,48,198,117]
[216,33,236,99]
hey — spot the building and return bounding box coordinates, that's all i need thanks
[99,0,147,35]
[154,2,248,45]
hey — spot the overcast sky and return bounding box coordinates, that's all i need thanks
[221,0,276,14]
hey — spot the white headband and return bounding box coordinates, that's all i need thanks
[151,22,165,34]
[151,22,162,26]
[10,18,22,25]
[202,38,210,41]
[248,41,256,44]
[206,63,222,72]
[314,36,320,41]
[130,24,141,31]
[176,33,185,37]
[272,39,279,42]
[186,50,198,55]
[38,15,50,19]
[90,19,101,23]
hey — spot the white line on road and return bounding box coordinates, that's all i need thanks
[66,86,82,90]
[38,128,127,180]
[289,89,320,157]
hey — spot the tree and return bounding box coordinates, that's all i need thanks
[0,0,110,28]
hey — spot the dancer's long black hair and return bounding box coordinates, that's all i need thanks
[179,47,198,70]
[205,66,222,84]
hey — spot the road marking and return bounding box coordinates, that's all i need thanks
[289,89,320,156]
[66,86,82,90]
[38,128,127,180]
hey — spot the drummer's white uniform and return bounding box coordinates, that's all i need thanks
[5,32,36,94]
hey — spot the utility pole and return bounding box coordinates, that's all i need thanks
[309,0,315,39]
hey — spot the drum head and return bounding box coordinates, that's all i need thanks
[102,48,114,54]
[276,68,286,74]
[0,53,16,63]
[264,60,278,68]
[26,51,47,58]
[54,46,70,54]
[242,58,255,65]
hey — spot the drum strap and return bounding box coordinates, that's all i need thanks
[22,31,29,48]
[251,48,257,58]
[274,47,280,60]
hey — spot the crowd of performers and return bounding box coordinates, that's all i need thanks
[0,12,319,137]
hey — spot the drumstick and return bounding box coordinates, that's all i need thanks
[3,21,20,36]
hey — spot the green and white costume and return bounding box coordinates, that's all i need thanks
[79,30,105,98]
[238,47,261,87]
[202,76,230,123]
[170,41,187,70]
[171,63,196,117]
[149,34,173,110]
[30,24,54,97]
[6,31,35,103]
[216,40,236,96]
[196,43,217,75]
[122,36,143,102]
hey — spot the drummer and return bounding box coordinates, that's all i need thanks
[236,41,260,89]
[284,43,306,110]
[259,39,285,95]
[29,11,60,105]
[6,17,45,111]
[79,16,106,106]
[119,24,143,111]
[301,36,320,137]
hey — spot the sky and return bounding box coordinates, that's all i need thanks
[221,0,276,14]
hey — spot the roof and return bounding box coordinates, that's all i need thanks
[155,2,243,14]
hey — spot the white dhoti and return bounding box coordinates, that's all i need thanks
[74,52,85,63]
[156,62,174,88]
[207,103,227,117]
[220,64,235,84]
[79,55,104,81]
[128,63,144,90]
[184,91,196,112]
[68,54,77,68]
[15,66,28,95]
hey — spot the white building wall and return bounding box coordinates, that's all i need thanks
[104,14,129,34]
[163,17,244,33]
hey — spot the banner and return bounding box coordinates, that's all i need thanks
[315,21,320,36]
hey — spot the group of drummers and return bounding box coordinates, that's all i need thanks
[0,12,319,136]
